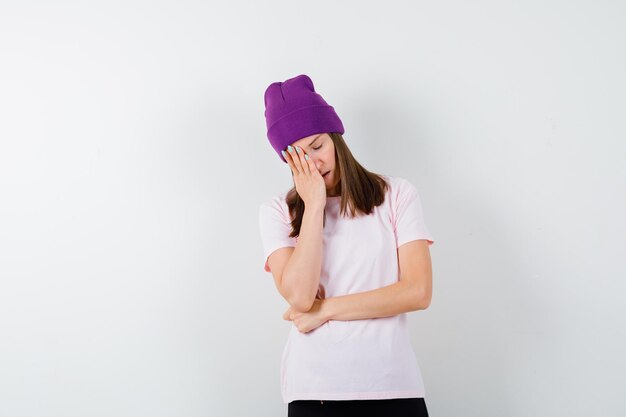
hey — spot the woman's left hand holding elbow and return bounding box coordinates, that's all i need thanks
[283,298,329,334]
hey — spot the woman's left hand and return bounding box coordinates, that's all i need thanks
[283,299,328,333]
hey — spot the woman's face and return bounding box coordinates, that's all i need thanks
[289,133,339,192]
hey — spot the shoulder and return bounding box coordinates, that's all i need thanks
[259,189,288,208]
[381,174,417,197]
[258,190,291,219]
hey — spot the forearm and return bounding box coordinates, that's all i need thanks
[321,280,426,321]
[282,204,324,312]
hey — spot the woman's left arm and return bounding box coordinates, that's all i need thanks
[284,239,432,332]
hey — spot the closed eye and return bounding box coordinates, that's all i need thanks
[313,146,322,150]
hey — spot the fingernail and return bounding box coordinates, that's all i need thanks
[305,154,309,160]
[287,145,293,152]
[281,150,287,158]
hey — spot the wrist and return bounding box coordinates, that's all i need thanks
[320,297,336,321]
[305,206,325,217]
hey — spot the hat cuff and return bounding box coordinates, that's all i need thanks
[268,105,344,163]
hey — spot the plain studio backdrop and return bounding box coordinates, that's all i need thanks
[1,1,625,416]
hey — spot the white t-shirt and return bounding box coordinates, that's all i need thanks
[258,174,435,404]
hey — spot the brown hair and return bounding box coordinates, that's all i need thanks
[285,132,389,238]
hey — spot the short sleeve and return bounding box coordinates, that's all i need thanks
[258,199,297,273]
[393,178,435,248]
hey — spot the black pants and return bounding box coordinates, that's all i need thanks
[288,397,429,417]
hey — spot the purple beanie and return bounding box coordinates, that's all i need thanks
[264,74,344,163]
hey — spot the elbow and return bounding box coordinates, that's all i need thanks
[418,291,432,310]
[288,293,315,313]
[411,287,432,311]
[281,273,318,313]
[282,282,315,312]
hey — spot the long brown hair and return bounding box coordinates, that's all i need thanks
[285,132,389,238]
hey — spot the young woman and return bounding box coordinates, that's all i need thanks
[259,74,434,417]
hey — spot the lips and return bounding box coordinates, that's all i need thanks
[322,171,330,177]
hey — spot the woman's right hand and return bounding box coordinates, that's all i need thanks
[283,145,326,209]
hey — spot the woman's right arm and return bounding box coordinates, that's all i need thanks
[272,144,327,312]
[280,203,324,313]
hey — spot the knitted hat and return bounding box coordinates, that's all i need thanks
[264,74,344,163]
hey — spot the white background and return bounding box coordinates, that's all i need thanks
[1,1,625,416]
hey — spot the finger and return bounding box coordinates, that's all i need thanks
[295,146,311,175]
[288,145,303,175]
[305,152,320,176]
[282,149,296,176]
